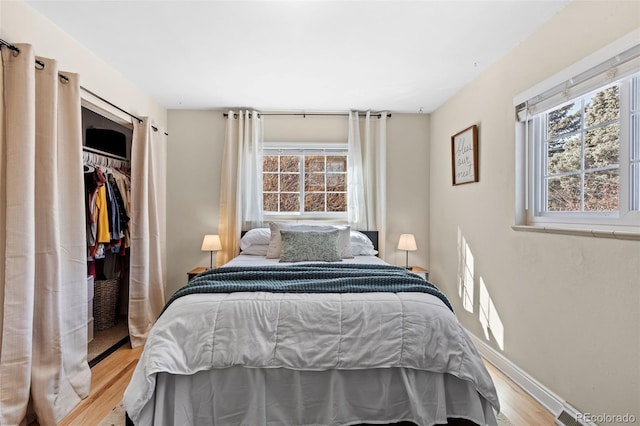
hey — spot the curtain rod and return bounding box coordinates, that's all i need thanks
[0,38,19,53]
[223,112,392,119]
[0,38,168,136]
[81,87,168,136]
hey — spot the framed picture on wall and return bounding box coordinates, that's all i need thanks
[451,124,479,185]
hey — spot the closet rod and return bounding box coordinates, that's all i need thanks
[81,86,143,125]
[0,38,168,136]
[223,112,392,119]
[83,146,129,162]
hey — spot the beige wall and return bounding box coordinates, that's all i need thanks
[166,110,225,293]
[0,0,167,129]
[429,0,640,416]
[166,111,430,296]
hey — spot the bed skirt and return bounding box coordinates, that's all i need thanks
[132,366,497,426]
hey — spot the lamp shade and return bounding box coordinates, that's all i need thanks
[397,234,417,251]
[201,234,222,252]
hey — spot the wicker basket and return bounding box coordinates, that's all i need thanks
[93,278,119,331]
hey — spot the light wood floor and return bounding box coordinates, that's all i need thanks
[483,360,556,425]
[58,345,142,426]
[58,345,556,425]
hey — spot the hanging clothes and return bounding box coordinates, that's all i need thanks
[83,150,131,277]
[113,172,131,248]
[108,173,130,253]
[96,184,111,244]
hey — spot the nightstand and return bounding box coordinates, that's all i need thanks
[408,266,429,281]
[187,267,208,282]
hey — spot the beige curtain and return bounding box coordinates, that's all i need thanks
[128,119,167,347]
[218,110,263,265]
[347,111,388,256]
[0,44,90,425]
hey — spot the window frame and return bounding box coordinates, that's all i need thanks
[262,142,349,221]
[529,79,634,222]
[514,33,640,238]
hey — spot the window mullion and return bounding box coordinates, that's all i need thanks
[537,116,546,216]
[298,155,307,215]
[619,78,632,213]
[323,156,328,212]
[277,155,282,213]
[580,97,586,212]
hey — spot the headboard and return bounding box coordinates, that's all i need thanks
[240,229,378,254]
[357,231,378,253]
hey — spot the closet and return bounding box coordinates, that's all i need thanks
[82,106,133,366]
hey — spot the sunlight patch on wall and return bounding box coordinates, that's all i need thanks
[479,277,505,350]
[457,227,474,313]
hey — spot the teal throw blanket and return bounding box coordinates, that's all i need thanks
[164,263,453,313]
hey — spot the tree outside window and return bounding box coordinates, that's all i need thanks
[262,152,347,216]
[544,84,621,212]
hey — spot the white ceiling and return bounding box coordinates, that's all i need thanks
[26,0,569,113]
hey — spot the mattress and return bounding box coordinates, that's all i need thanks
[124,255,499,425]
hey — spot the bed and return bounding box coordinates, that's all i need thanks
[124,225,500,426]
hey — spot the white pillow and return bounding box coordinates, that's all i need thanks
[240,244,269,256]
[350,230,373,247]
[267,222,352,259]
[240,228,271,250]
[350,231,377,256]
[352,244,378,256]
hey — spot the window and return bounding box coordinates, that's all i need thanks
[538,82,624,213]
[262,143,348,218]
[516,42,640,236]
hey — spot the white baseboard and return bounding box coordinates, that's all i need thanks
[467,329,564,417]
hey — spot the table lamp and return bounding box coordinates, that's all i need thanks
[397,234,417,269]
[201,234,222,269]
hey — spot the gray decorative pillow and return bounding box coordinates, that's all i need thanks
[267,222,352,259]
[279,230,341,263]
